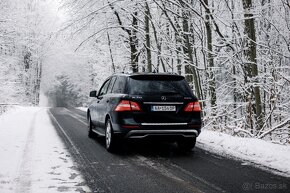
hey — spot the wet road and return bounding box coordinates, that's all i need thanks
[49,108,290,193]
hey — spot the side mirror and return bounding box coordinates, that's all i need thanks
[89,90,97,97]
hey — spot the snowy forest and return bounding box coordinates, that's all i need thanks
[1,0,290,144]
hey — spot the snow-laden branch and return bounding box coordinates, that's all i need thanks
[258,118,290,139]
[232,128,254,138]
[75,26,121,51]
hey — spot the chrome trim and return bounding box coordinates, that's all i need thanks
[141,123,187,126]
[143,102,184,105]
[125,129,199,139]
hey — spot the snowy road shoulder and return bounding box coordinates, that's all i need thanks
[0,107,90,193]
[197,130,290,177]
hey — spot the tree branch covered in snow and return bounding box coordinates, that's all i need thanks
[57,0,290,144]
[1,0,289,144]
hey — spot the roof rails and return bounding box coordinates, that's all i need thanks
[112,72,180,76]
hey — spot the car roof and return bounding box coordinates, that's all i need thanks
[113,72,183,78]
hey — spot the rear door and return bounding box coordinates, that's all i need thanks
[128,75,197,124]
[93,78,111,127]
[98,76,117,129]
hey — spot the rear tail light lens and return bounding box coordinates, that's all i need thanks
[122,125,140,129]
[184,102,201,112]
[115,100,141,112]
[115,100,131,111]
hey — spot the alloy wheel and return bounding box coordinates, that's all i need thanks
[106,121,112,148]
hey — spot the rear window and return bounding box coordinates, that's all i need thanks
[128,77,192,96]
[112,76,127,94]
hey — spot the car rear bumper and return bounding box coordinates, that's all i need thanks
[111,122,201,140]
[124,129,199,139]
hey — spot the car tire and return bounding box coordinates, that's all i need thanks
[177,137,196,151]
[88,115,96,138]
[105,118,118,152]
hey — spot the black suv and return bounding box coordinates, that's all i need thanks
[88,73,202,152]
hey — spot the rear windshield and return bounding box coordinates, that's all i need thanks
[128,77,192,96]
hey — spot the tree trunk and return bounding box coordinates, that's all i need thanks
[145,1,152,72]
[173,15,182,75]
[35,60,42,105]
[131,11,139,72]
[181,9,201,99]
[203,0,217,110]
[146,3,165,72]
[108,1,139,73]
[242,0,264,130]
[107,31,115,73]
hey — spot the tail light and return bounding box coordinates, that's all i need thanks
[115,100,141,112]
[184,102,201,112]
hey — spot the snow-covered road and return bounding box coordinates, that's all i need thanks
[0,107,90,193]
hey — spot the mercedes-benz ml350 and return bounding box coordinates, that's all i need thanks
[87,73,202,152]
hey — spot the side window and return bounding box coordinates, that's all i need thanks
[107,76,117,94]
[112,76,127,94]
[99,79,111,96]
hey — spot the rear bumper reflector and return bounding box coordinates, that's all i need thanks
[122,125,140,129]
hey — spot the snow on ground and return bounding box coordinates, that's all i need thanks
[0,107,91,193]
[197,130,290,177]
[0,105,23,116]
[39,92,49,107]
[76,107,88,112]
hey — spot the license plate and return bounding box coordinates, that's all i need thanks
[151,105,176,111]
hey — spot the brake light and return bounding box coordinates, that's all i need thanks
[115,100,131,111]
[115,100,141,111]
[184,102,201,112]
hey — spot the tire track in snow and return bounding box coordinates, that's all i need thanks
[14,109,41,193]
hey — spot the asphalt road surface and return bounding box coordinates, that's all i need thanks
[49,108,290,193]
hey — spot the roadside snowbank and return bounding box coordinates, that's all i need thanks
[0,105,23,117]
[197,130,290,177]
[0,107,90,193]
